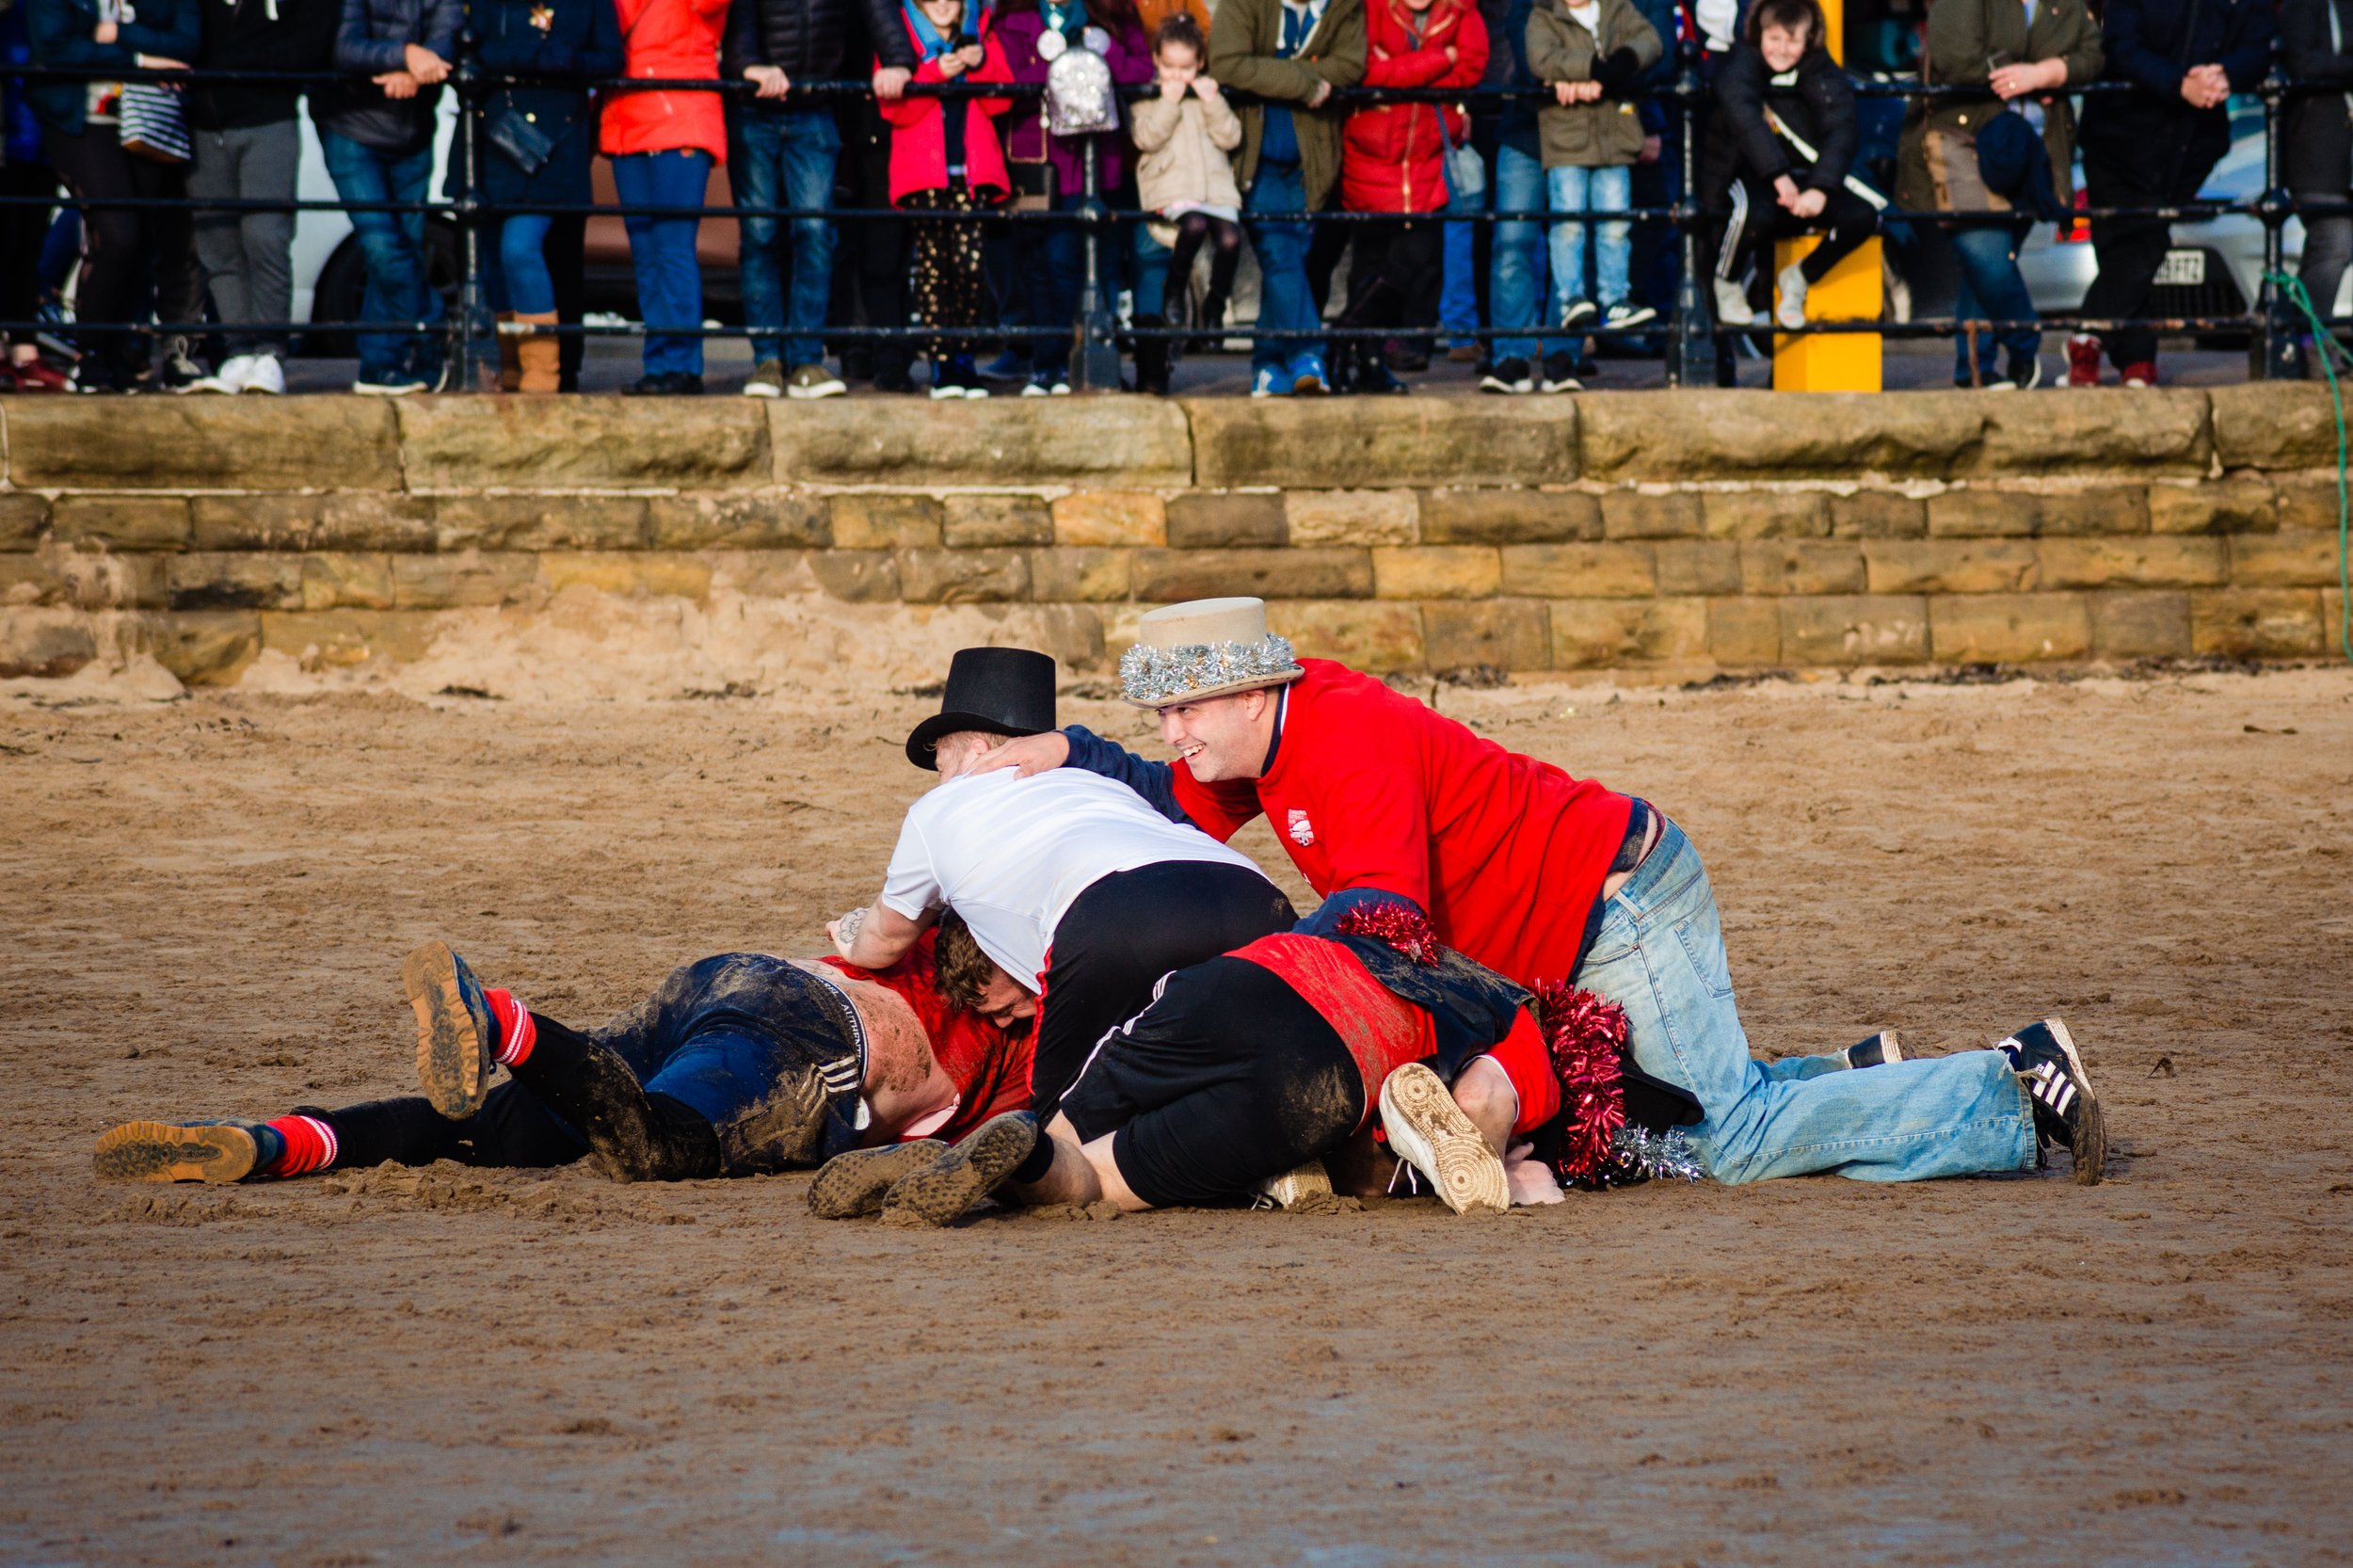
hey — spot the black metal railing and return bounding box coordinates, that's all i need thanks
[3,43,2346,391]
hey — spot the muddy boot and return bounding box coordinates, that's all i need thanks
[877,1112,1039,1226]
[514,311,560,393]
[808,1139,950,1219]
[1378,1063,1508,1215]
[93,1120,273,1183]
[404,940,501,1121]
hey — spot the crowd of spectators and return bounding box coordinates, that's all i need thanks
[0,0,2337,395]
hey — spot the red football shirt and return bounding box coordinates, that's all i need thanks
[822,932,1034,1143]
[1172,660,1634,995]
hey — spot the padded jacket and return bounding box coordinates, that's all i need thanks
[1895,0,2102,214]
[313,0,460,152]
[601,0,731,159]
[1523,0,1659,168]
[2283,0,2353,193]
[1206,0,1366,206]
[24,0,198,136]
[1339,0,1486,213]
[1696,40,1855,207]
[722,0,913,84]
[879,10,1013,202]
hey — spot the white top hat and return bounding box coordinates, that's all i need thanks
[1118,597,1306,708]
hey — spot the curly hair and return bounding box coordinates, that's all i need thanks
[933,910,998,1013]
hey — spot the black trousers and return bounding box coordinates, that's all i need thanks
[1030,860,1296,1123]
[44,124,203,379]
[1061,955,1364,1209]
[0,162,58,350]
[2079,135,2223,370]
[1342,216,1445,330]
[1709,171,1878,286]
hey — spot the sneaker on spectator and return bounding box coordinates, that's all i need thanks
[1711,276,1754,327]
[786,362,847,399]
[187,354,252,394]
[1289,353,1328,396]
[2066,334,2102,387]
[1251,366,1283,398]
[929,362,963,399]
[979,349,1032,382]
[2121,360,2156,389]
[742,359,787,397]
[1987,353,2041,392]
[160,346,210,392]
[1559,297,1597,328]
[625,371,702,396]
[1774,263,1809,330]
[1603,300,1657,332]
[355,368,430,396]
[1480,357,1534,394]
[1356,360,1409,395]
[1539,351,1582,393]
[1021,371,1070,397]
[239,353,285,395]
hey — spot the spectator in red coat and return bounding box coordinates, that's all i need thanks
[881,0,1015,397]
[602,0,732,394]
[1333,0,1486,392]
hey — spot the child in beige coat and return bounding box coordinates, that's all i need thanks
[1131,11,1243,391]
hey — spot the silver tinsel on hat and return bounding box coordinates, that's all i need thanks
[1119,636,1303,704]
[1608,1126,1706,1186]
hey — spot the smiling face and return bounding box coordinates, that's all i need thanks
[920,0,964,32]
[1156,689,1275,783]
[1758,21,1809,72]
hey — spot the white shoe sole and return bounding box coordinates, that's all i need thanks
[1378,1064,1507,1215]
[741,384,782,397]
[786,383,847,400]
[1256,1160,1335,1209]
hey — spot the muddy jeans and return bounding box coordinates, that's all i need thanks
[1577,821,2036,1184]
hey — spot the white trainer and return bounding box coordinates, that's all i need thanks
[1255,1160,1335,1209]
[1378,1063,1507,1215]
[238,353,285,394]
[1775,263,1809,331]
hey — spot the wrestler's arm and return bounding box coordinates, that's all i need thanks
[829,898,928,970]
[964,725,1264,839]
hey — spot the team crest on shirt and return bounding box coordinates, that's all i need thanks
[1287,808,1316,847]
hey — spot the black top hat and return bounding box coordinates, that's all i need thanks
[904,648,1059,769]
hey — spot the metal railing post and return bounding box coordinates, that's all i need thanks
[1664,40,1706,388]
[2251,68,2296,381]
[1073,136,1122,392]
[453,13,490,392]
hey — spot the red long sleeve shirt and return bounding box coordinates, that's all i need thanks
[1170,660,1635,994]
[822,931,1034,1144]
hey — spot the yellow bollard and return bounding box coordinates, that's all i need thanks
[1771,232,1883,392]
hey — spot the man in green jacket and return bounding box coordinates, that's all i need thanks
[1209,0,1365,397]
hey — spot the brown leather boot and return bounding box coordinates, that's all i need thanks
[495,311,520,392]
[515,311,560,393]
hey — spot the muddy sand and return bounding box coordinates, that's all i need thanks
[3,665,2350,1566]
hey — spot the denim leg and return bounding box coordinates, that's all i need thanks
[1245,164,1312,376]
[381,142,440,377]
[616,150,712,376]
[776,110,840,368]
[1947,223,2039,367]
[1577,824,2037,1185]
[729,108,788,364]
[1035,192,1088,376]
[499,215,556,315]
[1130,221,1171,320]
[320,134,408,381]
[1545,163,1593,323]
[1490,143,1547,361]
[1760,1051,1860,1082]
[1591,164,1632,307]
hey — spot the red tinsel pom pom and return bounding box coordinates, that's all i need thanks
[1534,981,1629,1186]
[1334,901,1441,965]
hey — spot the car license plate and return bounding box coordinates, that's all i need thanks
[2154,249,2206,286]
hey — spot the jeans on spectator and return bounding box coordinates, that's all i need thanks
[320,131,442,383]
[614,149,713,377]
[1245,160,1321,377]
[1577,821,2036,1185]
[729,105,840,368]
[2297,197,2352,333]
[1545,162,1632,322]
[186,120,298,359]
[1030,190,1096,376]
[491,215,558,316]
[1945,220,2038,382]
[1131,220,1171,320]
[1489,141,1548,362]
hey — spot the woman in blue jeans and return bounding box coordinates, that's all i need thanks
[475,0,621,392]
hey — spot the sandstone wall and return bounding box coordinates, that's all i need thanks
[1,387,2345,687]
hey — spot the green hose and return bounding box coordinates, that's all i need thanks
[2265,271,2353,664]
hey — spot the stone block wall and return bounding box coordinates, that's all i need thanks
[1,386,2345,684]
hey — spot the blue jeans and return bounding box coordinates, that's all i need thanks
[491,215,556,315]
[1578,822,2036,1184]
[1245,160,1321,377]
[1029,191,1099,376]
[1545,162,1632,334]
[319,131,441,383]
[1947,221,2039,381]
[1132,220,1171,319]
[614,149,712,376]
[728,106,840,368]
[1489,142,1549,362]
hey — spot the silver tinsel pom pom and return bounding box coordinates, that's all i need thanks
[1119,635,1303,705]
[1609,1126,1706,1185]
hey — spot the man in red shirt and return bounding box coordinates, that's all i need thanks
[971,597,2109,1193]
[92,930,1033,1192]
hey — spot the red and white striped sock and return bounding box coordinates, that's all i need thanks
[258,1113,338,1178]
[485,988,536,1067]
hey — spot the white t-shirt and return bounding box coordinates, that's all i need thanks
[880,769,1269,988]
